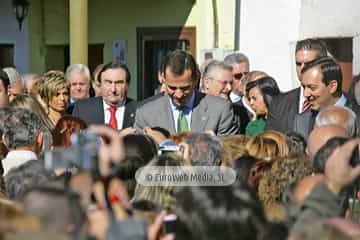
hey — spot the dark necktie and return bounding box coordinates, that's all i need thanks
[177,107,189,133]
[109,106,118,129]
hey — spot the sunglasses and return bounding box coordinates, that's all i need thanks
[233,72,249,80]
[295,61,312,67]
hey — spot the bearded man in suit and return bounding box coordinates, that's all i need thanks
[134,50,239,136]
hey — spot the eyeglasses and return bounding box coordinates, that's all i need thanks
[233,72,249,80]
[295,61,312,67]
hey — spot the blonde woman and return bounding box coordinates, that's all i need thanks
[38,71,70,128]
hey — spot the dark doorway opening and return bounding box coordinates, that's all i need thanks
[322,38,353,92]
[0,44,14,68]
[137,27,196,100]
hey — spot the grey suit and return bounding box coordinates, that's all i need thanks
[134,91,239,136]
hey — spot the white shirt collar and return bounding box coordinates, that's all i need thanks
[3,150,38,175]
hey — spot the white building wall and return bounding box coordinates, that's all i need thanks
[0,0,29,73]
[299,0,360,75]
[239,0,302,91]
[239,0,360,91]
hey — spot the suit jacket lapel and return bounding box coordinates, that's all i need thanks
[191,91,209,132]
[162,96,176,133]
[294,110,315,140]
[95,97,105,124]
[123,98,136,128]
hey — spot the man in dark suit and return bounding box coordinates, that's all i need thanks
[134,50,239,136]
[72,62,137,130]
[265,38,328,134]
[293,56,360,140]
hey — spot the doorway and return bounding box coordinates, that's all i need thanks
[137,27,196,100]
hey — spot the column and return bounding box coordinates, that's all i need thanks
[69,0,88,65]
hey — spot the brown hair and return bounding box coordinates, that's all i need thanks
[219,135,250,166]
[52,116,87,148]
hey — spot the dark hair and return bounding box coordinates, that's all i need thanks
[164,50,199,82]
[132,199,162,212]
[301,56,342,97]
[98,62,131,84]
[313,137,348,173]
[151,126,171,138]
[123,134,158,163]
[175,181,268,240]
[295,38,328,57]
[286,132,307,157]
[246,76,281,109]
[232,155,255,184]
[0,69,10,92]
[347,73,360,103]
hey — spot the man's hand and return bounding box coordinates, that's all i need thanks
[143,127,167,144]
[88,125,125,177]
[119,127,137,137]
[325,138,360,194]
[148,211,175,240]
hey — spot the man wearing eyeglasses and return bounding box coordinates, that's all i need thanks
[202,60,249,133]
[134,50,239,136]
[265,38,328,134]
[224,53,250,103]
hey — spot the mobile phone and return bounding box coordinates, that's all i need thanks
[163,214,177,234]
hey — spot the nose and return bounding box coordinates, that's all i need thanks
[59,93,65,101]
[111,83,117,92]
[225,82,232,92]
[303,87,310,98]
[174,89,184,99]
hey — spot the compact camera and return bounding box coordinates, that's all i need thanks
[44,131,100,172]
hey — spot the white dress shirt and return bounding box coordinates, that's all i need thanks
[102,100,125,130]
[169,92,195,132]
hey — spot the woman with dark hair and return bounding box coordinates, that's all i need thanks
[245,76,280,136]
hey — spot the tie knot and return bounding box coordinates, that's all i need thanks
[109,106,117,113]
[178,105,187,113]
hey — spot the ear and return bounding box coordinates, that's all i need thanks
[35,131,44,154]
[203,77,210,90]
[328,80,338,95]
[2,134,9,151]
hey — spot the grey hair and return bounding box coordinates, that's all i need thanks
[223,52,250,67]
[315,105,356,136]
[22,73,41,93]
[65,64,91,82]
[5,160,55,200]
[2,108,43,149]
[3,67,23,86]
[203,60,233,80]
[184,133,223,166]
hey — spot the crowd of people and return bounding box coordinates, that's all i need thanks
[1,38,360,239]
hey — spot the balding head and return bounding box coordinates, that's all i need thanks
[315,106,356,136]
[292,174,324,206]
[307,124,349,158]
